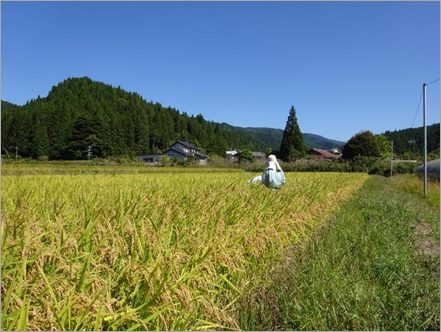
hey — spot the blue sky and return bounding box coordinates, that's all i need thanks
[1,1,439,142]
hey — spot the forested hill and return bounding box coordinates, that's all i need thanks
[218,123,346,151]
[1,100,21,113]
[381,124,440,156]
[1,77,261,160]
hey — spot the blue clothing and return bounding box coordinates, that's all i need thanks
[261,168,286,189]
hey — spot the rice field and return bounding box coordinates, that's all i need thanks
[1,166,368,330]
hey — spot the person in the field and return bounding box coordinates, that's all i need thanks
[250,154,286,189]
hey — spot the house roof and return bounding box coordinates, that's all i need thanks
[310,148,339,159]
[330,148,342,154]
[137,140,208,160]
[252,151,266,158]
[165,147,188,157]
[194,151,209,159]
[165,145,208,159]
[175,140,197,149]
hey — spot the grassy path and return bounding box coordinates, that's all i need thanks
[239,175,440,331]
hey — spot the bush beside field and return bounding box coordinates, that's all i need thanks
[2,155,421,177]
[243,156,419,176]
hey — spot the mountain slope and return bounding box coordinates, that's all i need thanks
[381,124,440,155]
[1,77,261,160]
[218,123,346,151]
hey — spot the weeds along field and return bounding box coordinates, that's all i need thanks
[1,166,368,330]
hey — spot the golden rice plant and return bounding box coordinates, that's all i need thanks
[1,167,368,330]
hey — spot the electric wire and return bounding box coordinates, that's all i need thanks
[426,78,440,85]
[410,78,439,128]
[411,91,423,128]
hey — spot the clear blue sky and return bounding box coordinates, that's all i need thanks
[1,1,440,142]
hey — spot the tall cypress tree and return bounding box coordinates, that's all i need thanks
[279,105,306,161]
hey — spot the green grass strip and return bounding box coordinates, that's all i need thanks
[240,175,440,331]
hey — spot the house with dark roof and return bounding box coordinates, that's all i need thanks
[137,140,209,165]
[165,140,197,158]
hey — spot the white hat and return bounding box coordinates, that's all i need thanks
[265,154,282,171]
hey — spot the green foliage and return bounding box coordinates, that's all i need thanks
[345,157,416,177]
[302,133,345,150]
[377,134,391,159]
[429,148,440,160]
[218,124,345,151]
[1,77,258,160]
[236,149,255,164]
[217,123,278,151]
[382,123,440,158]
[282,160,350,173]
[66,114,103,159]
[158,155,172,166]
[279,106,307,161]
[243,157,418,177]
[348,155,383,173]
[391,161,418,176]
[342,130,382,160]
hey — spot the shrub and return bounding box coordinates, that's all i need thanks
[391,162,417,176]
[281,159,349,173]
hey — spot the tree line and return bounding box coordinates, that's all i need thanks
[2,76,438,162]
[382,124,440,157]
[1,77,261,160]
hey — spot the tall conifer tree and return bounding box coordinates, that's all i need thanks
[279,105,306,161]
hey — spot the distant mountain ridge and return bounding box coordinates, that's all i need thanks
[218,123,346,151]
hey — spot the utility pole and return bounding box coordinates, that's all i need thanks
[87,145,92,160]
[423,83,427,197]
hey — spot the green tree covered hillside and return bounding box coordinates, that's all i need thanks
[1,77,261,160]
[217,124,345,151]
[382,124,440,157]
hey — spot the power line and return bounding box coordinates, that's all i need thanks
[410,78,439,128]
[411,91,423,128]
[426,78,440,85]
